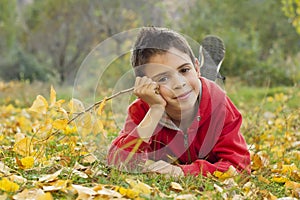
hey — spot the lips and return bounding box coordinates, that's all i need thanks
[174,90,192,100]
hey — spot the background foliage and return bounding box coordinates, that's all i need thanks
[0,0,299,86]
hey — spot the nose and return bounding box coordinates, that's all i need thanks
[172,73,186,89]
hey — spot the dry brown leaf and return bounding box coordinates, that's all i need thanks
[170,182,183,192]
[13,188,46,200]
[72,184,97,200]
[97,187,122,198]
[0,161,12,175]
[0,194,7,200]
[251,151,270,170]
[175,194,197,200]
[82,153,97,164]
[8,175,27,184]
[42,180,70,192]
[39,168,63,183]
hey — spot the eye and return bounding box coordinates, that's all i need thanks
[157,76,168,83]
[180,67,190,73]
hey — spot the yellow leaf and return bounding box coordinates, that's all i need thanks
[37,192,53,200]
[97,97,107,115]
[92,119,105,135]
[64,125,77,135]
[0,178,19,192]
[50,85,56,107]
[251,151,269,170]
[126,178,152,194]
[117,187,139,199]
[68,98,84,114]
[20,156,34,169]
[258,175,270,184]
[13,137,36,156]
[272,174,289,183]
[42,180,70,192]
[285,180,300,190]
[28,95,48,114]
[213,165,238,180]
[53,119,68,130]
[281,164,298,175]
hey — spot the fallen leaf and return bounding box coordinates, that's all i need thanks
[42,180,70,192]
[175,194,197,200]
[0,178,19,192]
[125,178,152,194]
[36,192,53,200]
[0,161,12,175]
[170,182,183,192]
[118,186,139,198]
[251,151,269,170]
[13,188,45,200]
[258,175,270,184]
[13,137,36,156]
[20,156,34,169]
[7,175,27,185]
[82,153,97,164]
[272,174,289,183]
[213,165,239,180]
[0,194,7,200]
[97,187,122,198]
[72,184,97,199]
[39,169,63,183]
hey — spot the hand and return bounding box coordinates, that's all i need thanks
[144,160,184,177]
[134,76,167,108]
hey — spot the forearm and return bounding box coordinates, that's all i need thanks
[137,104,165,142]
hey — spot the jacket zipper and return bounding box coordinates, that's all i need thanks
[183,132,191,163]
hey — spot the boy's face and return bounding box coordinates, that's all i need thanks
[144,47,201,117]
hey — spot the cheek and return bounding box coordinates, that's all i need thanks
[159,85,174,99]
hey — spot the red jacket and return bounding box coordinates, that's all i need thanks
[107,78,251,176]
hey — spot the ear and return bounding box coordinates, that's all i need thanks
[194,58,201,78]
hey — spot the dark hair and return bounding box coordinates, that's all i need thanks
[131,27,196,77]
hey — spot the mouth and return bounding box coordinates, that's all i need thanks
[174,90,192,100]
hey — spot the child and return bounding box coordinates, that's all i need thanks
[107,27,250,177]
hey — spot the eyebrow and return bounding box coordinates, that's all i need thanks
[151,63,191,79]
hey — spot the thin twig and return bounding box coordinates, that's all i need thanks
[38,87,134,142]
[68,87,134,124]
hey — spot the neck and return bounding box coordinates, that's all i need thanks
[167,103,199,131]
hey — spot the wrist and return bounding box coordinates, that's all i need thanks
[150,104,165,112]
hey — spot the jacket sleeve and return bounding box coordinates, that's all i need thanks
[107,100,152,172]
[179,97,251,176]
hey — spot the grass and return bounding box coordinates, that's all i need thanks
[0,78,299,199]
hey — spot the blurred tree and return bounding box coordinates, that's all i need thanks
[282,0,300,35]
[179,0,299,86]
[21,0,165,84]
[0,0,17,54]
